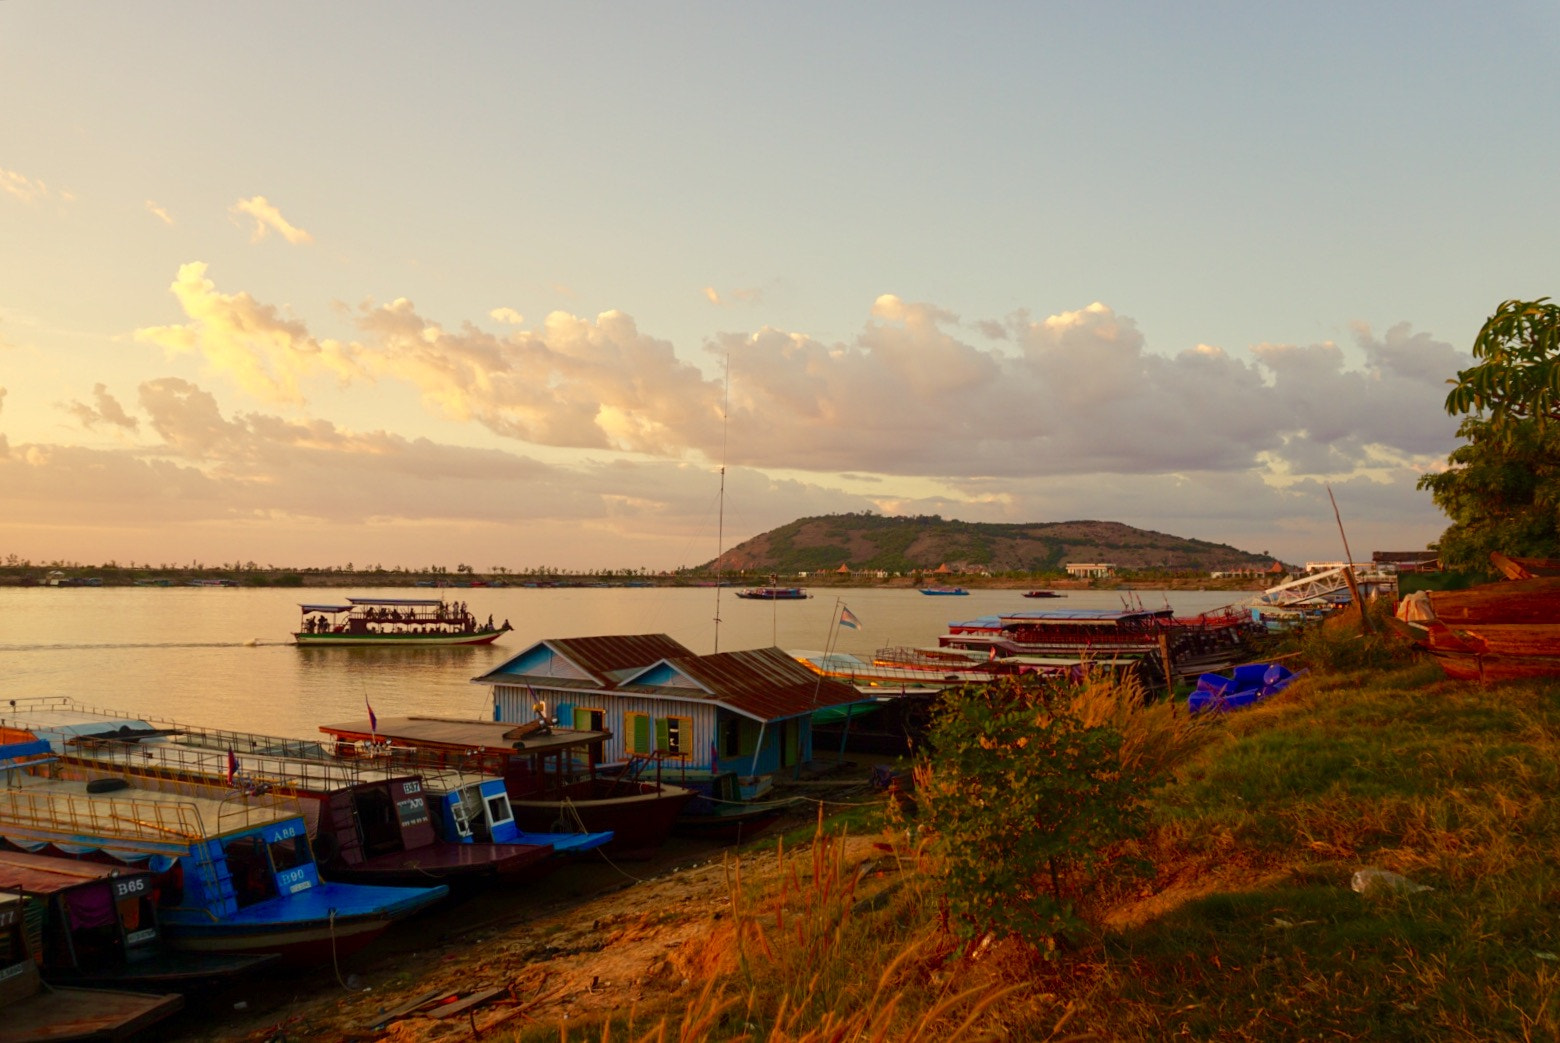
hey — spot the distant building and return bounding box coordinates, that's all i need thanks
[1065,562,1116,578]
[1372,550,1441,573]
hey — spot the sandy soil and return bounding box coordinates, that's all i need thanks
[169,786,891,1042]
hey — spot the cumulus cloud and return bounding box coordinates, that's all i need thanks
[133,265,1469,492]
[135,262,360,403]
[63,384,139,432]
[230,196,313,244]
[96,267,1469,565]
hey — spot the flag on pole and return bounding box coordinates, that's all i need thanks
[366,695,378,738]
[226,747,238,786]
[839,605,861,630]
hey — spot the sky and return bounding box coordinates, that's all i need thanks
[3,3,1558,573]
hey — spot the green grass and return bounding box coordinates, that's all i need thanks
[497,618,1560,1041]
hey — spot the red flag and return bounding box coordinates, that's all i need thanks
[366,695,378,736]
[226,747,238,786]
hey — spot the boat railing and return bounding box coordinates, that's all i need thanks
[63,736,370,805]
[0,785,204,856]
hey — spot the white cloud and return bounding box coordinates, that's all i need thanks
[145,200,173,225]
[230,196,313,244]
[0,167,72,206]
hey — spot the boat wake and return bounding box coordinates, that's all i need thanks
[0,640,289,652]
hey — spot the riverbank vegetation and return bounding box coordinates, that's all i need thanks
[509,607,1558,1041]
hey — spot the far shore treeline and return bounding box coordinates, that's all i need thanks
[3,513,1307,590]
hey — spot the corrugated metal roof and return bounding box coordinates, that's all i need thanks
[471,634,695,687]
[621,646,863,721]
[0,849,146,895]
[546,634,696,685]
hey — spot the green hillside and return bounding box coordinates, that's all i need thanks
[709,513,1279,575]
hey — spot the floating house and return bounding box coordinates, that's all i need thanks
[472,635,866,791]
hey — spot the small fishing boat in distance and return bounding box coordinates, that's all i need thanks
[733,586,811,600]
[295,597,512,647]
[919,586,969,596]
[1023,589,1065,598]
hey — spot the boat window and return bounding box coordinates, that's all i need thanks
[269,834,311,872]
[224,836,278,909]
[485,792,513,828]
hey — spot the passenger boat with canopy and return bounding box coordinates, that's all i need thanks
[294,597,512,647]
[318,715,694,859]
[0,738,448,966]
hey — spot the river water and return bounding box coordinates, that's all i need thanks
[0,585,1245,740]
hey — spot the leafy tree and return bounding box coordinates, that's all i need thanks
[1421,298,1560,570]
[915,678,1150,950]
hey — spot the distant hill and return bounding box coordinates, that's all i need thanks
[710,514,1279,575]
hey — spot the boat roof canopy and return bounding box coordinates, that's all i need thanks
[299,603,351,613]
[346,598,447,607]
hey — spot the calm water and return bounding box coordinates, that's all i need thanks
[0,585,1245,739]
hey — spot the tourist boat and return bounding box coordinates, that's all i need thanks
[318,715,694,858]
[1023,589,1065,598]
[936,606,1262,682]
[0,740,448,966]
[0,890,184,1042]
[919,587,969,596]
[0,701,600,886]
[294,597,512,646]
[0,847,280,989]
[733,586,810,600]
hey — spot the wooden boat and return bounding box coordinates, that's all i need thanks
[733,586,810,600]
[0,702,603,885]
[1416,621,1560,682]
[937,607,1261,681]
[0,892,183,1042]
[318,716,694,858]
[919,587,969,595]
[1422,576,1560,625]
[294,597,512,647]
[1489,552,1560,580]
[0,848,279,989]
[1023,590,1065,598]
[0,741,448,966]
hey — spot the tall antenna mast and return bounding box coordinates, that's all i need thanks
[713,355,730,653]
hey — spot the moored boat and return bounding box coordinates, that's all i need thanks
[294,597,512,647]
[0,848,279,989]
[318,716,693,858]
[1023,589,1065,598]
[919,587,969,595]
[0,741,448,966]
[0,701,588,887]
[0,891,184,1042]
[733,586,810,600]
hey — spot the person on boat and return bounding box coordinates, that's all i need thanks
[486,614,494,631]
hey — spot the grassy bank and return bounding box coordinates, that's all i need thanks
[511,616,1559,1041]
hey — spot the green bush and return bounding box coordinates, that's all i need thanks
[915,677,1154,949]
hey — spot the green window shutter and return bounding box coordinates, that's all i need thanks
[655,717,670,753]
[570,706,589,730]
[632,714,650,754]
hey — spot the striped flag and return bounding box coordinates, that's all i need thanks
[226,747,238,786]
[839,605,861,630]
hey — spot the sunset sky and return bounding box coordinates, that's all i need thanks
[4,3,1557,572]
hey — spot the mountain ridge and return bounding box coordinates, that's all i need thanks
[710,514,1279,575]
